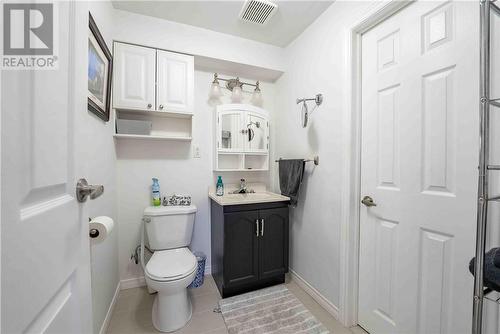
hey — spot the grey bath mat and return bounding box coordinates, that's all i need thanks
[219,285,330,334]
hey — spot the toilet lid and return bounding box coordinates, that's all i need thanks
[146,248,197,281]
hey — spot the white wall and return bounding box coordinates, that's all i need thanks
[273,1,380,309]
[84,2,119,333]
[112,9,285,73]
[116,71,275,283]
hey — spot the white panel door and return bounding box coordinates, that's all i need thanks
[113,42,156,110]
[359,2,478,334]
[1,2,93,334]
[156,50,194,113]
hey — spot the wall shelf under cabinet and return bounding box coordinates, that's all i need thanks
[114,108,193,141]
[113,133,192,141]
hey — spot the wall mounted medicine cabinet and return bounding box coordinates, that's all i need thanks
[215,104,269,171]
[113,42,194,141]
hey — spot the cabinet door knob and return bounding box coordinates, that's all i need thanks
[260,218,265,236]
[147,103,152,109]
[159,104,164,110]
[255,219,259,236]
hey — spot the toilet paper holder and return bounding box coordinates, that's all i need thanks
[89,229,99,238]
[88,218,100,239]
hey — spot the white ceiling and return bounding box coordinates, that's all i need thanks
[111,1,334,47]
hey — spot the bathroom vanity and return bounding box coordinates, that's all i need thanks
[210,192,290,298]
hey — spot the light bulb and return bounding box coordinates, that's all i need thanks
[209,82,222,99]
[231,85,243,103]
[251,88,263,107]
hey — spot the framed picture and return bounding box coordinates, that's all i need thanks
[88,13,112,122]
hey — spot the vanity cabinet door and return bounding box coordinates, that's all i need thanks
[113,43,156,110]
[156,50,193,113]
[245,112,269,153]
[258,208,289,280]
[224,211,260,287]
[217,111,244,152]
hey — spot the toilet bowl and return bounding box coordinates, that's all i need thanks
[141,205,198,332]
[145,247,197,332]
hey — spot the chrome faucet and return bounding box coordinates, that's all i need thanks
[238,178,247,193]
[233,178,255,194]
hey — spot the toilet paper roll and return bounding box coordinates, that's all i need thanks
[89,216,114,244]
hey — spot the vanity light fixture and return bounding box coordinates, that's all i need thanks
[208,73,263,106]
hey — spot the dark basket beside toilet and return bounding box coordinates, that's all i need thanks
[188,252,206,288]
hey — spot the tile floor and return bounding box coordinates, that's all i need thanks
[106,276,365,334]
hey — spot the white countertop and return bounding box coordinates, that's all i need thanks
[209,191,290,206]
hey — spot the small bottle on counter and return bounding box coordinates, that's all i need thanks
[216,176,224,196]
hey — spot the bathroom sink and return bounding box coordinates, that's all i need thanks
[209,191,290,206]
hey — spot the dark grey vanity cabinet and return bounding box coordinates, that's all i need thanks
[210,200,289,298]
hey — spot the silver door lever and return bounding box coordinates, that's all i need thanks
[76,178,104,203]
[361,196,377,207]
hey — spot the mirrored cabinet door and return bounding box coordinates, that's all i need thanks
[246,112,268,152]
[218,111,243,151]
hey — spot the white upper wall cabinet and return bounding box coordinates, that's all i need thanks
[113,42,194,114]
[157,50,194,113]
[113,43,156,110]
[112,42,194,141]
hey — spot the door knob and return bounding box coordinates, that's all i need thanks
[159,104,164,110]
[147,103,152,109]
[76,178,104,203]
[361,196,377,207]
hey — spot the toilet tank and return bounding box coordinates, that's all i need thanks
[143,205,197,250]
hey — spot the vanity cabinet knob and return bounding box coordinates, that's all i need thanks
[159,104,164,110]
[255,220,259,236]
[147,103,152,109]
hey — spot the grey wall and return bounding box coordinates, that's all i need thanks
[85,2,119,333]
[273,1,380,308]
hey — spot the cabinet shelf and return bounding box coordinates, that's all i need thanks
[113,133,192,141]
[115,108,193,119]
[214,168,268,172]
[217,150,268,155]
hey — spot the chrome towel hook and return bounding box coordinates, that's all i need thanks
[296,94,323,128]
[296,93,323,106]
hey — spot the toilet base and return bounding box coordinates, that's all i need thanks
[151,288,193,332]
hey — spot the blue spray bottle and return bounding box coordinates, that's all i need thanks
[152,178,161,206]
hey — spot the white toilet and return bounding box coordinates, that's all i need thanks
[142,205,198,332]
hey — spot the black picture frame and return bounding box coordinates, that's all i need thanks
[88,12,112,122]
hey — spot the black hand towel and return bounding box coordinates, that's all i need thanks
[278,159,305,207]
[469,247,500,292]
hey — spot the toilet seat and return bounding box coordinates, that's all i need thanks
[146,247,197,282]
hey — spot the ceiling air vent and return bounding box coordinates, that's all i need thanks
[239,0,278,26]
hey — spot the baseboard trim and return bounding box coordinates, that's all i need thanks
[120,276,146,290]
[99,281,120,334]
[290,269,340,320]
